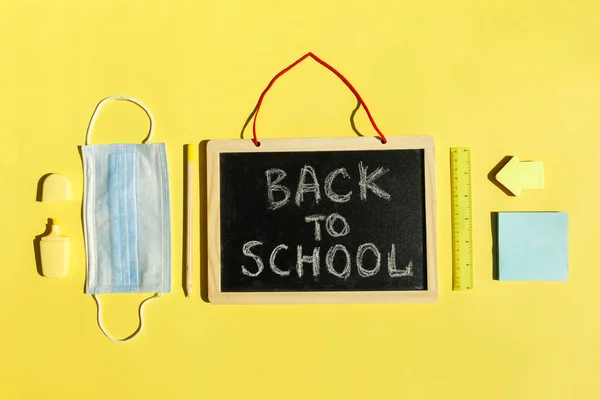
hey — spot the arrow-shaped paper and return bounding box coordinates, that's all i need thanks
[495,156,544,196]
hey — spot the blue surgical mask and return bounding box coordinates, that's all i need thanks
[82,96,171,342]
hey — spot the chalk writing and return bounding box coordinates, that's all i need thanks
[388,244,414,277]
[264,163,392,208]
[326,213,350,237]
[265,168,290,210]
[326,244,351,279]
[241,241,263,277]
[295,165,321,206]
[296,245,320,278]
[359,161,391,201]
[356,243,381,277]
[237,159,419,284]
[305,214,326,241]
[324,168,352,203]
[269,244,290,276]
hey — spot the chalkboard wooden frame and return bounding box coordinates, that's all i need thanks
[207,136,437,304]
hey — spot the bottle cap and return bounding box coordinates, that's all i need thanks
[41,174,72,202]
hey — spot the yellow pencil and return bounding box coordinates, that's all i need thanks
[185,144,195,297]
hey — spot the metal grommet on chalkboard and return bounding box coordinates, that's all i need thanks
[249,52,388,147]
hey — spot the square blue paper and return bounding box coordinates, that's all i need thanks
[497,212,569,281]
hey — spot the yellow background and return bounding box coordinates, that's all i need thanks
[1,0,599,398]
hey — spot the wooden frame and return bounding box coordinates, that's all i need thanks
[207,136,437,304]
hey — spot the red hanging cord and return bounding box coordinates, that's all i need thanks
[251,52,387,146]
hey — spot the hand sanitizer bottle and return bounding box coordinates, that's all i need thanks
[40,219,70,278]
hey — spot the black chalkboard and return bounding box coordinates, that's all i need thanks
[207,137,437,304]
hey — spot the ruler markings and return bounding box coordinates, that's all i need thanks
[451,147,473,291]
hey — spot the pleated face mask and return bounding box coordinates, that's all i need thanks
[82,96,171,342]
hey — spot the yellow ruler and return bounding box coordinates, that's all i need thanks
[450,147,473,291]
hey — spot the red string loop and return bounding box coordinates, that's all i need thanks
[251,52,387,146]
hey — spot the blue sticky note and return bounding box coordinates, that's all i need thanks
[497,212,569,281]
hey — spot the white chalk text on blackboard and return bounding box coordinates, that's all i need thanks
[242,162,414,280]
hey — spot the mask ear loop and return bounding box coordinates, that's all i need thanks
[85,95,154,145]
[92,293,162,342]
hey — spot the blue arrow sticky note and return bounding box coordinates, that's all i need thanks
[498,212,569,281]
